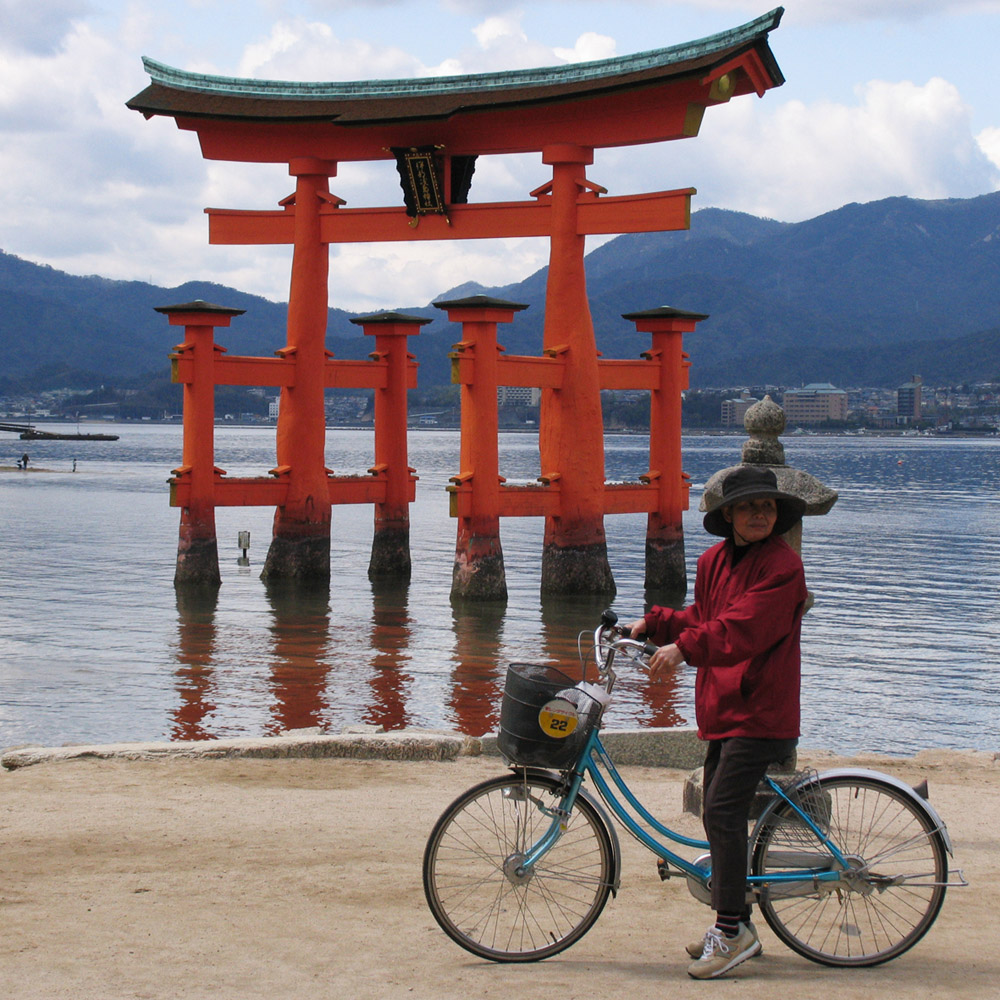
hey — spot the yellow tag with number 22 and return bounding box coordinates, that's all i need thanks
[538,698,580,739]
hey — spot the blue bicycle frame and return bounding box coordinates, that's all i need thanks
[520,724,850,893]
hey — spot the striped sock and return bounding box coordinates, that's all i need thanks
[714,912,741,939]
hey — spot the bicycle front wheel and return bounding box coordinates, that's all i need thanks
[751,774,948,966]
[423,770,616,962]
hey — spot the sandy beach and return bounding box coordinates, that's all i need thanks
[1,746,995,1000]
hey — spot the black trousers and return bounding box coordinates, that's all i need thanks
[702,736,798,917]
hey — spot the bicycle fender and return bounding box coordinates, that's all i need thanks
[509,766,623,895]
[751,767,954,857]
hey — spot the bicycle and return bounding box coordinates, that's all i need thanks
[423,610,966,966]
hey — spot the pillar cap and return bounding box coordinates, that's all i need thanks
[155,300,246,317]
[433,294,529,312]
[349,311,432,326]
[621,306,709,322]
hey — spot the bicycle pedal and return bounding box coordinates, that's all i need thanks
[656,858,673,881]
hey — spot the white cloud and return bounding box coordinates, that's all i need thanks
[599,76,1000,222]
[0,0,92,55]
[460,12,565,70]
[438,0,525,13]
[553,32,617,63]
[0,22,201,234]
[323,238,550,311]
[370,0,1000,25]
[781,0,1000,25]
[472,14,526,48]
[235,10,583,82]
[0,15,288,298]
[977,126,1000,174]
[239,18,425,80]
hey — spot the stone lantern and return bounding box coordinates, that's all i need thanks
[700,395,838,602]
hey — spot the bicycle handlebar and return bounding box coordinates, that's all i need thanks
[599,608,658,655]
[589,609,659,689]
[616,635,660,659]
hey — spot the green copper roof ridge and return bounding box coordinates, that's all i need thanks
[141,7,782,100]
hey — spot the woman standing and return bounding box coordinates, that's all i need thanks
[627,465,807,979]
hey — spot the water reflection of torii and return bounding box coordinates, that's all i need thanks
[366,586,415,732]
[172,587,685,740]
[173,589,219,741]
[173,585,336,739]
[172,584,503,738]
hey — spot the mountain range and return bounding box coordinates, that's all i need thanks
[2,191,999,392]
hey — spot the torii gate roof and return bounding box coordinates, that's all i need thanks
[127,8,784,161]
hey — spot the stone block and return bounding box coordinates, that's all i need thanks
[682,750,798,817]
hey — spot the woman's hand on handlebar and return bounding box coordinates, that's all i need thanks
[625,617,648,639]
[624,618,684,679]
[648,642,685,681]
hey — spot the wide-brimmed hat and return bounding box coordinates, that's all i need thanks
[703,466,806,538]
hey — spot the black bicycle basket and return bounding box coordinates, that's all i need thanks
[497,662,600,769]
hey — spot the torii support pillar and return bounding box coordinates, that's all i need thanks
[157,300,246,587]
[349,311,427,582]
[438,296,528,601]
[623,306,707,598]
[261,157,336,583]
[539,144,615,596]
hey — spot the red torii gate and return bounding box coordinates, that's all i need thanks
[128,8,785,592]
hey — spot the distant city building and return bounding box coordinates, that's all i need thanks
[268,397,280,420]
[497,385,542,406]
[325,393,368,423]
[782,383,848,424]
[721,390,759,427]
[897,375,923,424]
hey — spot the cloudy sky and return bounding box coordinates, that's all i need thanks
[2,0,999,312]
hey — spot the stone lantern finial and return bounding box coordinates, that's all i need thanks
[741,394,785,466]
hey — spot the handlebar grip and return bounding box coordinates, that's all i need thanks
[611,623,658,657]
[606,618,659,660]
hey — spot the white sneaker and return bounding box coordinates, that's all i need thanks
[685,920,761,959]
[687,923,761,979]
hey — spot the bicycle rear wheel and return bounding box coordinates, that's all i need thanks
[751,773,948,966]
[423,770,616,962]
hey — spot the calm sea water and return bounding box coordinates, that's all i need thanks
[1,424,997,757]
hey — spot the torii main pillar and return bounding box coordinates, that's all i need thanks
[539,145,613,594]
[262,158,336,581]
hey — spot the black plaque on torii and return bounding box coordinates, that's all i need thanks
[391,145,477,223]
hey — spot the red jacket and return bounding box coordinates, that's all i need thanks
[643,534,807,741]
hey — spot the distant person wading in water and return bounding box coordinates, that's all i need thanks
[626,466,807,980]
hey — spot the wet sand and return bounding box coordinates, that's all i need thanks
[1,747,995,999]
